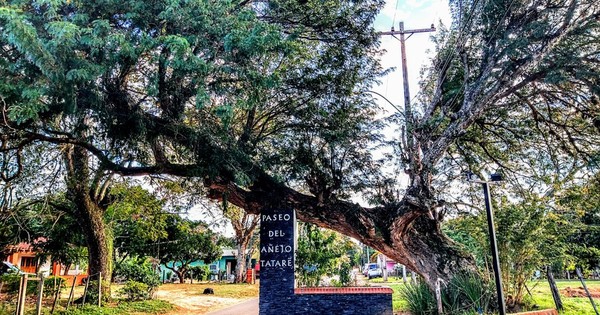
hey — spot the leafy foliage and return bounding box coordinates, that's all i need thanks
[188,265,210,282]
[118,281,151,301]
[558,173,600,271]
[445,195,573,305]
[43,276,66,298]
[113,257,160,293]
[295,223,356,287]
[158,216,222,283]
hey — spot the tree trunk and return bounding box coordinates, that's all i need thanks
[63,263,71,276]
[80,204,113,288]
[176,269,186,284]
[209,178,478,290]
[64,145,112,298]
[235,242,248,283]
[226,208,259,284]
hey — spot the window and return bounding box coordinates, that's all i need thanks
[21,257,37,268]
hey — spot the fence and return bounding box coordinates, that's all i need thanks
[1,272,103,315]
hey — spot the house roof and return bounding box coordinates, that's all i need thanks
[3,238,47,254]
[6,242,34,253]
[221,248,253,257]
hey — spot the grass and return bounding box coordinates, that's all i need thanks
[0,281,260,315]
[158,282,259,299]
[0,299,173,315]
[524,280,600,315]
[367,277,600,314]
[56,300,174,315]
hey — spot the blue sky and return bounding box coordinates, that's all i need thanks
[372,0,450,117]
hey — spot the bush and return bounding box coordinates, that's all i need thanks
[119,281,151,301]
[0,274,21,294]
[399,281,437,315]
[443,272,494,314]
[1,274,67,297]
[113,257,160,292]
[399,272,495,315]
[188,265,210,282]
[44,276,66,297]
[338,261,352,287]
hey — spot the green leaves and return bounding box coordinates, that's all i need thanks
[295,223,355,287]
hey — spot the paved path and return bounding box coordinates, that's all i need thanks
[205,297,258,315]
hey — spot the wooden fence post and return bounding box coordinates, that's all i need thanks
[576,267,599,315]
[98,272,102,307]
[546,266,563,311]
[81,274,91,306]
[15,274,24,315]
[50,277,60,315]
[36,274,45,315]
[66,275,77,310]
[17,274,28,315]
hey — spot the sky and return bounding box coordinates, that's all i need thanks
[372,0,451,117]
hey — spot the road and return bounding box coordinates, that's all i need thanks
[205,297,259,315]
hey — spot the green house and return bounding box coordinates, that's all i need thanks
[160,248,257,282]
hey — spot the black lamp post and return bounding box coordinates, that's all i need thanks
[467,172,506,315]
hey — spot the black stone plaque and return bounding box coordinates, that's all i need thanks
[259,208,295,315]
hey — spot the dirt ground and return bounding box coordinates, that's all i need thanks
[561,286,600,298]
[155,283,259,314]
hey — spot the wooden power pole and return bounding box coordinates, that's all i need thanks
[377,22,436,173]
[377,22,436,115]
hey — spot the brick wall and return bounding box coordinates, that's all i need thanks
[294,287,393,315]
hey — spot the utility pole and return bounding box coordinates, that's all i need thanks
[377,22,435,171]
[377,22,435,115]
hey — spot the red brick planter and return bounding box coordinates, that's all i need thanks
[511,309,558,315]
[295,287,394,294]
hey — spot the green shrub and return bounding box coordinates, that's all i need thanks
[0,274,21,294]
[113,257,160,291]
[399,272,495,315]
[119,281,151,301]
[44,276,66,297]
[399,281,437,315]
[83,280,100,304]
[440,272,495,314]
[188,265,210,282]
[338,261,352,287]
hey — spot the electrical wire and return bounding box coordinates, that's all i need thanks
[392,0,401,29]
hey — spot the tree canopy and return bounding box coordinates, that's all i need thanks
[2,0,600,292]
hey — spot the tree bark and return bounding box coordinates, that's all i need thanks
[228,210,259,283]
[176,269,186,284]
[208,174,477,289]
[64,145,112,298]
[235,241,249,283]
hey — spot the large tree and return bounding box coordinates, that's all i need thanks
[2,0,600,292]
[158,216,222,284]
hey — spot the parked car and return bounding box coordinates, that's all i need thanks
[363,263,382,279]
[362,264,370,276]
[367,266,382,279]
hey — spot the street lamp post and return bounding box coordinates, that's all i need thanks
[468,173,506,315]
